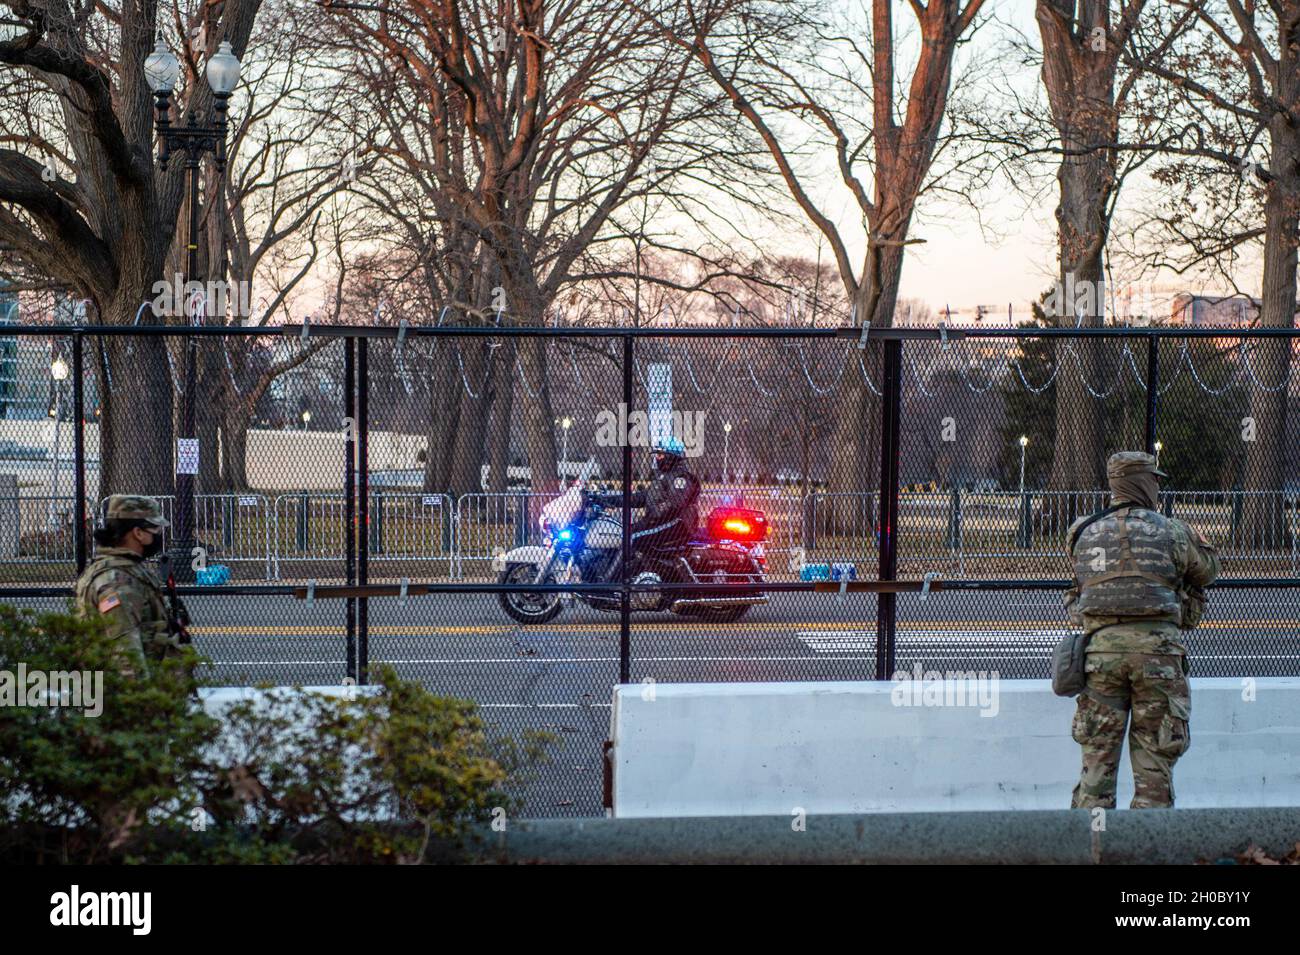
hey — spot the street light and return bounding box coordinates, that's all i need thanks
[145,36,241,580]
[302,410,311,430]
[560,417,571,480]
[723,421,732,481]
[1154,440,1163,469]
[1018,435,1028,497]
[49,354,70,528]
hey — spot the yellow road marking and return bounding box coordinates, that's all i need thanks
[192,618,1300,635]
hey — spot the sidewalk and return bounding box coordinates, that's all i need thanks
[477,808,1300,864]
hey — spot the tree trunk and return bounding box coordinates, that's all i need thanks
[197,341,222,495]
[95,303,175,499]
[1239,114,1297,550]
[421,345,462,493]
[220,402,252,493]
[825,240,904,532]
[448,341,492,497]
[1037,1,1120,521]
[488,348,513,495]
[517,338,558,495]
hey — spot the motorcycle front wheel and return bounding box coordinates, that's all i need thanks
[498,563,565,624]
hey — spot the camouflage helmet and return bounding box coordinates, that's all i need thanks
[1106,451,1168,481]
[102,494,169,529]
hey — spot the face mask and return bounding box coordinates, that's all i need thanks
[141,531,164,559]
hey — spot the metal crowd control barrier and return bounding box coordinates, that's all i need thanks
[0,495,96,564]
[453,491,543,579]
[803,492,880,569]
[95,493,273,578]
[365,491,456,575]
[1162,490,1298,574]
[272,492,347,579]
[272,491,455,579]
[26,486,1289,582]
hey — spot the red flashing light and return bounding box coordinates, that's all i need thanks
[706,506,769,542]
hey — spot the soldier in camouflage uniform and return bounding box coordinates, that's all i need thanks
[74,495,187,677]
[1064,452,1220,809]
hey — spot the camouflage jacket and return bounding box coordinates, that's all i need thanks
[1064,504,1220,655]
[74,547,183,673]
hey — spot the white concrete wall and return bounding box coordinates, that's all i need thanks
[0,422,425,495]
[609,678,1300,817]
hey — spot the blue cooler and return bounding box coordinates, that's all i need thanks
[800,563,831,581]
[196,564,231,585]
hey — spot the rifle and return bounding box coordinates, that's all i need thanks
[158,555,192,645]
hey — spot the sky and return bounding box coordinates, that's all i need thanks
[280,0,1260,324]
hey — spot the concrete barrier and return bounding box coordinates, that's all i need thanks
[609,678,1300,817]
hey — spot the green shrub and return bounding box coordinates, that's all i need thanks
[0,605,548,864]
[0,605,213,863]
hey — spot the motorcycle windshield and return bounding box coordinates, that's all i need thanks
[541,484,584,528]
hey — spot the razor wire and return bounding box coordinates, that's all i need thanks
[1241,338,1296,392]
[514,345,540,400]
[856,349,883,396]
[1185,340,1248,396]
[795,341,847,395]
[1155,338,1190,396]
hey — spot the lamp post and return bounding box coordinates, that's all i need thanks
[1018,434,1028,497]
[723,420,732,480]
[1154,439,1162,470]
[1016,434,1030,549]
[302,410,311,431]
[49,354,69,528]
[144,36,241,580]
[560,417,571,481]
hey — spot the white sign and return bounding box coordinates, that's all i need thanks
[177,438,199,475]
[185,287,206,326]
[646,363,673,447]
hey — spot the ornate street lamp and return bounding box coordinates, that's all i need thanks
[49,354,69,528]
[144,37,241,579]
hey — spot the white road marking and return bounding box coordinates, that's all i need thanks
[207,655,882,666]
[796,628,1073,654]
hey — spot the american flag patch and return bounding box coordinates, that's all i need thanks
[97,593,121,612]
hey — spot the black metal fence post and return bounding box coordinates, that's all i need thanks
[1145,334,1159,454]
[620,333,632,685]
[72,332,86,574]
[875,338,902,681]
[357,337,369,685]
[296,490,309,552]
[343,337,356,683]
[370,490,383,554]
[947,485,961,552]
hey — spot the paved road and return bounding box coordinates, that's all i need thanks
[5,588,1296,816]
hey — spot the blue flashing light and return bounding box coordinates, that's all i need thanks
[558,528,573,541]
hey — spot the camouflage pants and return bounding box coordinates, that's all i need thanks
[1070,652,1191,810]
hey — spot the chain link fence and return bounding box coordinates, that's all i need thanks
[0,322,1296,816]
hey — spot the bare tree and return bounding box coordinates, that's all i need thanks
[1121,0,1296,545]
[0,0,262,495]
[644,0,986,514]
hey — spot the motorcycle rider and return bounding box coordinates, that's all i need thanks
[587,436,700,575]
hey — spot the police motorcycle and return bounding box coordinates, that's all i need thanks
[496,481,770,624]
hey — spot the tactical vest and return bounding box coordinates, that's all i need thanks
[73,550,170,658]
[1070,506,1182,619]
